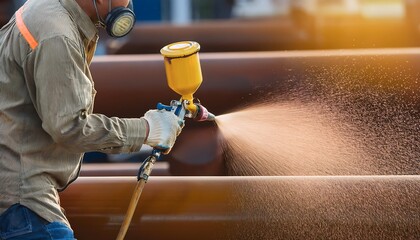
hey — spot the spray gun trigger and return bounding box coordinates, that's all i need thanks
[156,102,173,111]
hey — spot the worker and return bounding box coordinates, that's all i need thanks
[0,0,183,239]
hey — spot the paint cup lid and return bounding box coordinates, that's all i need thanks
[160,41,200,58]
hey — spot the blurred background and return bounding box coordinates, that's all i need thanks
[3,0,420,54]
[106,0,420,54]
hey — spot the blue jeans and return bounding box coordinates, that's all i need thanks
[0,204,75,240]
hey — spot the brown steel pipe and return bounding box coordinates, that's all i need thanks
[0,1,13,28]
[60,175,420,240]
[105,17,311,55]
[105,17,419,55]
[79,162,170,177]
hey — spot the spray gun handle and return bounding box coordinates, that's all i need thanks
[137,101,185,181]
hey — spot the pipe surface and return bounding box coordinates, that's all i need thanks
[79,162,170,176]
[106,17,310,54]
[60,176,420,240]
[106,17,419,55]
[0,2,13,28]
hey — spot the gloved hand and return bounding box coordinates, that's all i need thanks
[143,109,184,154]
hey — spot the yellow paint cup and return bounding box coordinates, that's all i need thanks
[160,41,202,113]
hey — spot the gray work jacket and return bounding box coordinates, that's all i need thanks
[0,0,147,227]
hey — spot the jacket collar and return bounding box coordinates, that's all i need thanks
[60,0,98,43]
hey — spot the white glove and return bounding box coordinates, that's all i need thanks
[143,109,183,153]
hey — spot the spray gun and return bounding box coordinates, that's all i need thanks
[116,41,215,240]
[160,41,215,122]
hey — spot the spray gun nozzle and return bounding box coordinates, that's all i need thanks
[194,104,216,122]
[205,112,216,121]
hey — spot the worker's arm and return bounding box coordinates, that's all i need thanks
[23,35,162,154]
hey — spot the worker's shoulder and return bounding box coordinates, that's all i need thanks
[24,0,82,46]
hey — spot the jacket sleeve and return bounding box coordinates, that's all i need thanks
[25,35,147,153]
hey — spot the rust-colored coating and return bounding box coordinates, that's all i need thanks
[60,176,420,240]
[0,2,13,28]
[106,17,419,55]
[106,18,310,54]
[79,162,170,176]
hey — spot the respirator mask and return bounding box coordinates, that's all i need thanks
[93,0,136,38]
